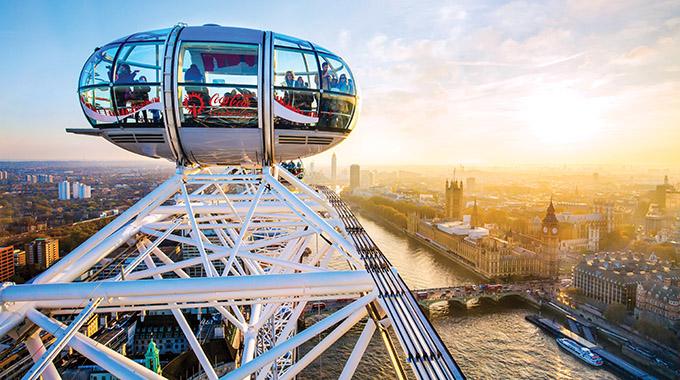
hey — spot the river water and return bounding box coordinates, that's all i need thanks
[298,211,624,380]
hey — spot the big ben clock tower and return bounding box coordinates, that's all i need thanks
[540,199,559,278]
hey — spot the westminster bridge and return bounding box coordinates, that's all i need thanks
[411,281,558,308]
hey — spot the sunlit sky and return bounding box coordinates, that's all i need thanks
[0,0,678,167]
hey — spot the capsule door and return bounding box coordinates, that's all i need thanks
[172,26,265,165]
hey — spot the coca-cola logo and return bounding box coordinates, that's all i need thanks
[210,93,253,108]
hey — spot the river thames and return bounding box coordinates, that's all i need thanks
[299,211,623,380]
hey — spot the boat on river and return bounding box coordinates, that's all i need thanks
[557,337,603,366]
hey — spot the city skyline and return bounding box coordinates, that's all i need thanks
[1,1,679,167]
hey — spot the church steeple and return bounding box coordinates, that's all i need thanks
[471,199,479,228]
[145,337,162,375]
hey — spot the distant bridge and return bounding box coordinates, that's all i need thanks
[411,282,556,308]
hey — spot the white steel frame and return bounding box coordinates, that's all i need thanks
[0,164,388,380]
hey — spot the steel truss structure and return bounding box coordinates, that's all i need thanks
[0,164,465,380]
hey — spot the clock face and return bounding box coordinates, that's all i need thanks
[552,227,558,234]
[543,227,548,233]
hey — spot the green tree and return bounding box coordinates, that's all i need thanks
[636,318,679,347]
[510,218,529,234]
[565,287,585,303]
[486,209,509,228]
[600,230,629,251]
[651,244,678,262]
[604,302,627,325]
[620,225,636,241]
[632,240,651,254]
[19,216,36,225]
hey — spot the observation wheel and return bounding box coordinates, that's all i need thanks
[0,24,466,380]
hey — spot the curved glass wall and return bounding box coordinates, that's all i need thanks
[273,34,357,132]
[79,29,357,133]
[112,41,164,126]
[78,29,168,128]
[177,42,259,128]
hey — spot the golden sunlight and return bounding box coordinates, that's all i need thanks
[520,89,602,144]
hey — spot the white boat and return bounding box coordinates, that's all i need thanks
[557,337,604,366]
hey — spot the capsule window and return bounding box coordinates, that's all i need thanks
[317,54,355,95]
[111,42,164,126]
[318,92,356,131]
[178,42,258,86]
[114,42,163,84]
[274,48,318,90]
[274,34,312,50]
[79,87,116,126]
[273,48,321,130]
[80,44,119,87]
[177,42,259,128]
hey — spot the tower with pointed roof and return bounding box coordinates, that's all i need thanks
[471,199,479,228]
[540,199,559,278]
[445,179,463,220]
[145,338,162,375]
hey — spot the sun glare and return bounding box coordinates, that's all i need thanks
[519,89,602,144]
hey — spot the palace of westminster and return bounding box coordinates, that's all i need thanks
[406,180,619,280]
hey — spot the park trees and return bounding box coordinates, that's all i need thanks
[604,302,627,325]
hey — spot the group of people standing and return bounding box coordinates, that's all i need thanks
[314,61,352,93]
[281,61,353,94]
[114,63,153,123]
[279,62,353,117]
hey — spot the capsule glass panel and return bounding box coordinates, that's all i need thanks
[273,89,319,130]
[273,33,312,50]
[274,48,318,90]
[318,92,356,130]
[179,85,258,128]
[80,44,119,87]
[112,41,164,126]
[79,87,116,126]
[178,42,259,128]
[318,54,355,95]
[126,28,171,42]
[115,42,163,83]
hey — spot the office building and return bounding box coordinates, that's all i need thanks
[13,248,26,266]
[0,246,15,282]
[331,153,337,184]
[59,181,71,200]
[636,279,680,327]
[26,238,59,268]
[573,252,680,310]
[466,177,476,192]
[349,164,360,190]
[37,174,53,183]
[70,181,92,199]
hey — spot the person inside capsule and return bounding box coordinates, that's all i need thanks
[315,62,334,90]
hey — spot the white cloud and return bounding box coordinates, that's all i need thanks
[613,45,657,65]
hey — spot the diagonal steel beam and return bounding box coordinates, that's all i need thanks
[23,298,102,380]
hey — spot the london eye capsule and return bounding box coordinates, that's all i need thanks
[70,24,361,166]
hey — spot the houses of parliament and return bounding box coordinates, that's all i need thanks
[407,179,559,280]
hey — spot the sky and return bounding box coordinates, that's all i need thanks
[0,0,678,168]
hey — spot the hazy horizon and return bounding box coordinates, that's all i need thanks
[1,0,678,167]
